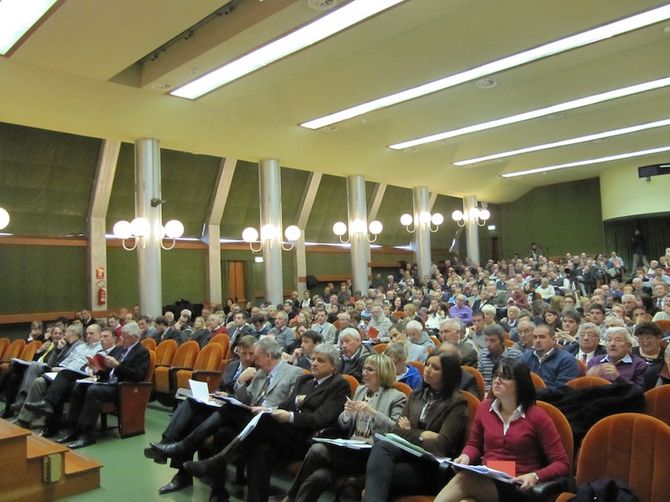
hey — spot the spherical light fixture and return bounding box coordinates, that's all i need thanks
[332,221,347,236]
[479,208,491,221]
[0,207,9,230]
[113,220,132,239]
[131,217,150,237]
[260,224,277,241]
[400,213,413,226]
[242,227,259,242]
[284,225,301,242]
[431,213,444,226]
[163,220,185,239]
[368,220,383,235]
[451,210,464,222]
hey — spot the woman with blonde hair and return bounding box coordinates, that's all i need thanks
[283,354,407,502]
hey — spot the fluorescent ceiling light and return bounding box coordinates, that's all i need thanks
[300,4,670,129]
[454,118,670,166]
[0,0,57,55]
[171,0,405,99]
[501,145,670,178]
[389,76,670,150]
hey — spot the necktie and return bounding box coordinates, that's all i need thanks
[581,353,588,362]
[254,375,272,405]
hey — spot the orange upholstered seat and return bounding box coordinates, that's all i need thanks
[530,371,546,390]
[556,413,670,502]
[537,401,574,471]
[341,374,359,397]
[461,365,485,400]
[0,339,26,375]
[101,349,156,437]
[566,375,611,390]
[372,343,388,354]
[140,338,157,351]
[154,340,199,400]
[176,342,224,392]
[393,381,412,396]
[19,340,41,362]
[645,385,670,427]
[154,339,177,367]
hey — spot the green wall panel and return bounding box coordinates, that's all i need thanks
[107,247,139,309]
[306,251,351,276]
[0,122,101,236]
[161,248,207,304]
[221,160,260,239]
[0,245,86,314]
[374,185,413,246]
[500,178,604,258]
[281,167,309,226]
[107,142,135,232]
[304,175,347,243]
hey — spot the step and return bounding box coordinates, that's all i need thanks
[0,417,31,441]
[26,433,69,459]
[50,450,102,499]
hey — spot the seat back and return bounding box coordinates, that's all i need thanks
[566,375,611,390]
[372,343,388,354]
[140,338,157,351]
[537,401,574,471]
[144,350,157,381]
[155,339,177,366]
[1,339,25,361]
[429,335,440,348]
[575,413,670,502]
[645,386,670,427]
[530,371,546,390]
[207,333,230,357]
[461,365,485,400]
[408,360,425,376]
[171,340,199,369]
[193,343,223,371]
[654,319,670,335]
[461,389,480,433]
[392,381,412,396]
[0,338,9,357]
[19,340,41,361]
[341,374,359,397]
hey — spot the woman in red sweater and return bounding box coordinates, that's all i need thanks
[435,358,569,502]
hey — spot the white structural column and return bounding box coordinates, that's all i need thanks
[347,175,369,294]
[135,138,163,317]
[203,157,237,306]
[367,182,386,281]
[259,159,284,305]
[295,172,322,295]
[413,186,432,281]
[86,139,120,312]
[463,195,480,265]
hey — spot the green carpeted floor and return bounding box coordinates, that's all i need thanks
[56,403,334,502]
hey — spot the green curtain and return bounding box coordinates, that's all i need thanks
[603,216,670,268]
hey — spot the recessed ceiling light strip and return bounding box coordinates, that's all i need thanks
[300,4,670,129]
[454,118,670,166]
[388,76,670,150]
[0,0,58,55]
[501,145,670,178]
[171,0,405,99]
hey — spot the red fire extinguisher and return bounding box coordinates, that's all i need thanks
[97,285,107,305]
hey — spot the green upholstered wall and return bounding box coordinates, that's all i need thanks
[499,178,604,258]
[0,245,86,314]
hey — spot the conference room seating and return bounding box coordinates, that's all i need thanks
[460,365,485,400]
[645,385,670,427]
[154,340,199,406]
[140,338,157,351]
[565,375,610,390]
[176,342,224,392]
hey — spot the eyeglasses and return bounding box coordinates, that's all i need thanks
[362,366,377,373]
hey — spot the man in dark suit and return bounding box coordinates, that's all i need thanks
[336,328,371,382]
[565,322,606,364]
[24,327,123,437]
[146,337,303,495]
[182,343,350,502]
[64,321,150,448]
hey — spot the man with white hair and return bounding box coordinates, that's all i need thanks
[587,326,647,389]
[368,303,393,340]
[405,319,435,350]
[65,321,150,448]
[337,328,371,382]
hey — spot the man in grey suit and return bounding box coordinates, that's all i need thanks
[147,337,303,495]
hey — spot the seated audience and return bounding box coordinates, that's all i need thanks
[521,324,580,389]
[362,352,468,501]
[404,320,435,352]
[183,344,350,502]
[389,326,429,363]
[384,342,423,390]
[266,311,295,351]
[438,319,478,367]
[284,330,322,370]
[632,321,665,364]
[311,308,337,345]
[587,327,647,389]
[565,322,606,364]
[284,354,407,502]
[434,358,570,502]
[337,328,371,382]
[478,325,522,390]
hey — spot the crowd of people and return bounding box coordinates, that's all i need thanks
[2,243,669,501]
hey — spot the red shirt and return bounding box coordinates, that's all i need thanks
[462,400,570,481]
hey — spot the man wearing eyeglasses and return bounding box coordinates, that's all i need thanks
[565,323,606,364]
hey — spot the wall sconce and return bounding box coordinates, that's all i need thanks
[452,205,491,227]
[242,224,301,254]
[0,207,10,230]
[400,212,443,233]
[332,219,383,244]
[113,217,184,250]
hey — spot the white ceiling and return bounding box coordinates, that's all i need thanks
[1,0,669,203]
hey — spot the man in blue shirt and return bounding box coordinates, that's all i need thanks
[521,324,580,389]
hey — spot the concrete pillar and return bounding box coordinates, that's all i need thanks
[259,158,283,305]
[464,195,480,266]
[135,138,163,317]
[347,175,369,294]
[413,186,432,281]
[295,172,322,296]
[87,140,120,313]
